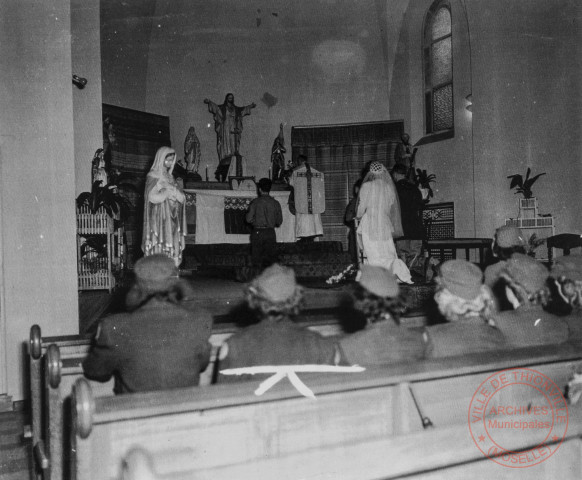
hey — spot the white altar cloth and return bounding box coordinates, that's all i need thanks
[184,189,295,244]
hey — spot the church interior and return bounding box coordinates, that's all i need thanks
[1,0,581,478]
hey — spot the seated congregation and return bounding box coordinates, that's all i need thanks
[82,225,582,393]
[30,226,582,480]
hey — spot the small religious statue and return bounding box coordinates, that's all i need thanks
[204,93,256,182]
[270,123,287,182]
[91,148,109,187]
[102,117,116,172]
[394,132,418,183]
[183,126,201,174]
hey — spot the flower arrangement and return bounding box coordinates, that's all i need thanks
[326,264,358,285]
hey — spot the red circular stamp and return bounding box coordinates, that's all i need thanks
[468,367,568,468]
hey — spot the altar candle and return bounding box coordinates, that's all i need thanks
[205,165,209,182]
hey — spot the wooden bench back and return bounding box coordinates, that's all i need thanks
[28,320,343,480]
[72,343,582,480]
[115,431,582,480]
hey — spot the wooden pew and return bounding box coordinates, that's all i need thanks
[115,431,582,479]
[27,318,344,479]
[71,343,582,480]
[28,327,114,480]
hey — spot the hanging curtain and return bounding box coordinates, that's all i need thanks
[291,121,404,247]
[102,104,171,266]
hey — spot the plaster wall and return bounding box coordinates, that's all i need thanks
[391,0,581,238]
[100,0,581,236]
[0,0,79,400]
[391,0,474,236]
[100,0,156,114]
[72,0,104,196]
[470,0,581,237]
[101,0,406,180]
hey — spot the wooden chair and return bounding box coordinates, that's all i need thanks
[547,233,582,264]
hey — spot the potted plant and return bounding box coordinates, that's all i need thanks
[415,169,436,203]
[507,168,546,199]
[76,170,138,282]
[76,169,136,221]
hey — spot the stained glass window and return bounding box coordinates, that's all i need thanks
[423,2,453,135]
[432,7,451,40]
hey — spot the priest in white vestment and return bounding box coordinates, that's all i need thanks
[288,155,324,241]
[356,162,413,284]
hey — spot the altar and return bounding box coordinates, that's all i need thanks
[184,188,295,244]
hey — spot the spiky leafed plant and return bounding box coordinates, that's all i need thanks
[415,169,436,199]
[507,168,546,199]
[76,170,138,220]
[76,172,138,273]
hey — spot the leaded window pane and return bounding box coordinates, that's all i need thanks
[425,91,433,133]
[432,7,451,40]
[431,37,452,85]
[433,84,453,131]
[424,47,431,89]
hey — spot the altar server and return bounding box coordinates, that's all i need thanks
[288,154,325,242]
[246,178,282,268]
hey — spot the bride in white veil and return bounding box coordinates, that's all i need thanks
[356,162,413,284]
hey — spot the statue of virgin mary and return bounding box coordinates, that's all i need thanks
[142,146,187,267]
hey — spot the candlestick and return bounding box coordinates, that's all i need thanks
[205,165,209,182]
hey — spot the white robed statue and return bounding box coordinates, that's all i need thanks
[356,162,413,283]
[183,126,201,174]
[142,146,187,267]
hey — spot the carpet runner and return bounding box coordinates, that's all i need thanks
[183,241,353,281]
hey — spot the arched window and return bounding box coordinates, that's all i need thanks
[423,1,453,135]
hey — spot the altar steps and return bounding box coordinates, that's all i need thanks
[183,241,353,281]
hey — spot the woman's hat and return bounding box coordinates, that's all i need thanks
[503,253,549,293]
[495,226,525,248]
[357,265,400,298]
[551,255,582,282]
[133,254,179,294]
[250,263,297,303]
[438,259,483,300]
